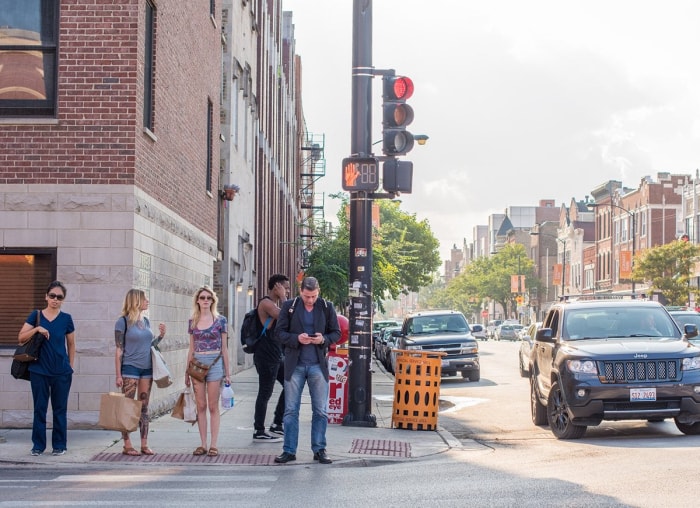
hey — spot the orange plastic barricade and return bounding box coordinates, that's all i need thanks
[391,350,446,431]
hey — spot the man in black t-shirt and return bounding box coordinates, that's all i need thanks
[252,274,290,441]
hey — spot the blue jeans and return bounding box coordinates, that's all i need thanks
[283,364,328,454]
[30,371,72,452]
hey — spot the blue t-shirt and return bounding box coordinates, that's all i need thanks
[27,310,75,376]
[299,307,319,365]
[115,316,155,369]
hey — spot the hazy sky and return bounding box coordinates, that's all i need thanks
[282,0,700,262]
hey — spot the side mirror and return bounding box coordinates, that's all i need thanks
[684,323,699,339]
[535,328,555,344]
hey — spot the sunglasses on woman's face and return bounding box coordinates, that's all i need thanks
[48,293,65,301]
[198,295,213,301]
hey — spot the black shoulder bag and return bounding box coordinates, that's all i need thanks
[11,310,45,380]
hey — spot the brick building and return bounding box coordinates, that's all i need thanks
[0,0,224,427]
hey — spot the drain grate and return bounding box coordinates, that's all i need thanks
[349,439,411,458]
[91,452,277,465]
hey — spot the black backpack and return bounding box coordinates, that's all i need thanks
[240,305,272,354]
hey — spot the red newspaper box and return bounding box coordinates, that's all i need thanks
[327,315,349,424]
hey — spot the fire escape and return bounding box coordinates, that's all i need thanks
[299,133,326,269]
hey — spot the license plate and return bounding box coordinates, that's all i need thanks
[630,387,656,401]
[441,360,449,368]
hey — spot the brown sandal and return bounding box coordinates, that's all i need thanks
[193,446,207,456]
[207,447,219,457]
[122,447,141,456]
[140,447,155,456]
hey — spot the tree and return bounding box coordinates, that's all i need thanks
[305,197,441,313]
[430,244,539,320]
[632,239,700,305]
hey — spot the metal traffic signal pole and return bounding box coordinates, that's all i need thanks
[344,0,377,427]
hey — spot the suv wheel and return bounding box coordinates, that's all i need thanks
[674,419,700,435]
[547,381,586,439]
[519,354,528,378]
[530,375,547,425]
[464,370,480,382]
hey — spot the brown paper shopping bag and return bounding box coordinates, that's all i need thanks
[98,392,142,433]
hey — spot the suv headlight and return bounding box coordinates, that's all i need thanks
[566,359,597,374]
[682,356,700,371]
[461,344,478,354]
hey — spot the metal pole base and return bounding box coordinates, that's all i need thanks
[342,413,377,427]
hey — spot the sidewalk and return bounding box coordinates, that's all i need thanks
[0,361,463,466]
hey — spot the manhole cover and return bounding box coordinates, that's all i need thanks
[349,439,411,458]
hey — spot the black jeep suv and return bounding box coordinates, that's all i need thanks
[530,298,700,439]
[395,310,480,381]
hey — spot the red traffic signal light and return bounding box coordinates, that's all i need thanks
[382,75,415,156]
[390,76,414,100]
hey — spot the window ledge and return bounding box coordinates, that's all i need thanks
[0,117,59,126]
[143,127,157,142]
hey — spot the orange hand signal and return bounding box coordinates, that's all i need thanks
[344,162,360,188]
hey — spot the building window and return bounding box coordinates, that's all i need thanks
[0,0,59,117]
[0,250,56,347]
[143,0,156,131]
[206,98,213,193]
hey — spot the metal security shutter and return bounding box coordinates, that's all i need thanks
[0,250,56,347]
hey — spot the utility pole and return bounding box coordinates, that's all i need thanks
[344,0,376,427]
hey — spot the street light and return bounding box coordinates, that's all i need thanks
[530,231,567,298]
[587,203,636,295]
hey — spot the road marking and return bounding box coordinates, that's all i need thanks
[50,474,279,483]
[439,396,488,413]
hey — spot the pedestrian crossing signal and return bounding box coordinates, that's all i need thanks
[341,157,379,191]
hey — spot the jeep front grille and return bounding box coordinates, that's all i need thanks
[599,360,679,383]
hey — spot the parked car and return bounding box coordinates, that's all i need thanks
[380,326,401,371]
[518,322,541,377]
[469,323,487,341]
[383,327,403,373]
[495,323,522,341]
[530,297,700,439]
[486,319,503,340]
[395,310,480,381]
[373,319,400,359]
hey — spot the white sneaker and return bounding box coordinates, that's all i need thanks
[253,431,282,442]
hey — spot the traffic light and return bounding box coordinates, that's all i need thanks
[382,75,414,156]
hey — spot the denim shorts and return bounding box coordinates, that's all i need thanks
[121,364,153,379]
[194,353,224,382]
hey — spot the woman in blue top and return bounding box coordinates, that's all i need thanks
[186,285,230,457]
[18,281,76,456]
[114,289,166,456]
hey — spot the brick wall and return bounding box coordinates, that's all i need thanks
[0,0,221,238]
